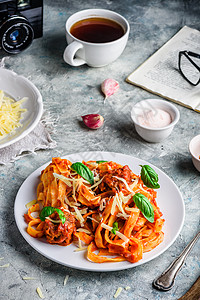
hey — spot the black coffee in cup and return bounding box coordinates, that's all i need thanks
[70,17,125,43]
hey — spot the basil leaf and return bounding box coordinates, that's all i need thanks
[140,165,160,189]
[111,221,119,235]
[39,207,55,221]
[133,193,154,223]
[96,160,108,164]
[71,162,94,185]
[54,208,66,224]
[39,206,66,224]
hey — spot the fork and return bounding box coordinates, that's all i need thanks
[153,230,200,291]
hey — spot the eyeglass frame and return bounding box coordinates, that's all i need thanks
[178,50,200,86]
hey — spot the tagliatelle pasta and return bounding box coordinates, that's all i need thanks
[24,157,165,263]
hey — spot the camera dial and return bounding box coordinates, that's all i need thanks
[0,15,34,54]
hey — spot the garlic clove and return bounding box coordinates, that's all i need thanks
[101,78,119,99]
[81,114,104,129]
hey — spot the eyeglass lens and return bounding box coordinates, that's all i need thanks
[180,54,200,85]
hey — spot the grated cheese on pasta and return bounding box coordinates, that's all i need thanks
[76,228,91,234]
[72,206,85,227]
[111,192,130,219]
[113,176,135,194]
[74,237,88,252]
[101,223,129,243]
[25,199,37,208]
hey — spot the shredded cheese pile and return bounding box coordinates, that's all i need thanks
[0,90,27,139]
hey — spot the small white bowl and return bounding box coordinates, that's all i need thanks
[0,68,43,149]
[131,99,180,143]
[189,135,200,172]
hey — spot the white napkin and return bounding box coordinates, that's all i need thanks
[0,115,57,165]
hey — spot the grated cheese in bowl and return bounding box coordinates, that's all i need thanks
[0,90,27,139]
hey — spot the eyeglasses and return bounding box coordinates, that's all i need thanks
[178,51,200,86]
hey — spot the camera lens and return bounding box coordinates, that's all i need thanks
[0,15,34,54]
[10,30,20,43]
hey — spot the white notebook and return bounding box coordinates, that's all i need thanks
[126,26,200,112]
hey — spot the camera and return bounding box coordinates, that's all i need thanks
[0,0,43,54]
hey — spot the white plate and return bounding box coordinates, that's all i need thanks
[14,151,185,272]
[0,68,43,148]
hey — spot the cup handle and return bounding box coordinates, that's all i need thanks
[63,41,86,66]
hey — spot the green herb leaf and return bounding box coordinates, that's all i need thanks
[96,160,108,164]
[39,206,66,224]
[111,221,119,235]
[133,193,154,223]
[71,162,94,185]
[140,165,160,189]
[39,206,55,221]
[54,208,66,224]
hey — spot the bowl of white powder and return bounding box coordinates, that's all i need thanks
[131,99,180,143]
[189,134,200,172]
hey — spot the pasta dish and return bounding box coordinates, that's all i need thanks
[24,157,164,263]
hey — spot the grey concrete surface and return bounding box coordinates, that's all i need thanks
[0,0,200,299]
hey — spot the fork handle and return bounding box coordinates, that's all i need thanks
[153,231,200,291]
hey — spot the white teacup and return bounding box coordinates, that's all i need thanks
[63,9,130,67]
